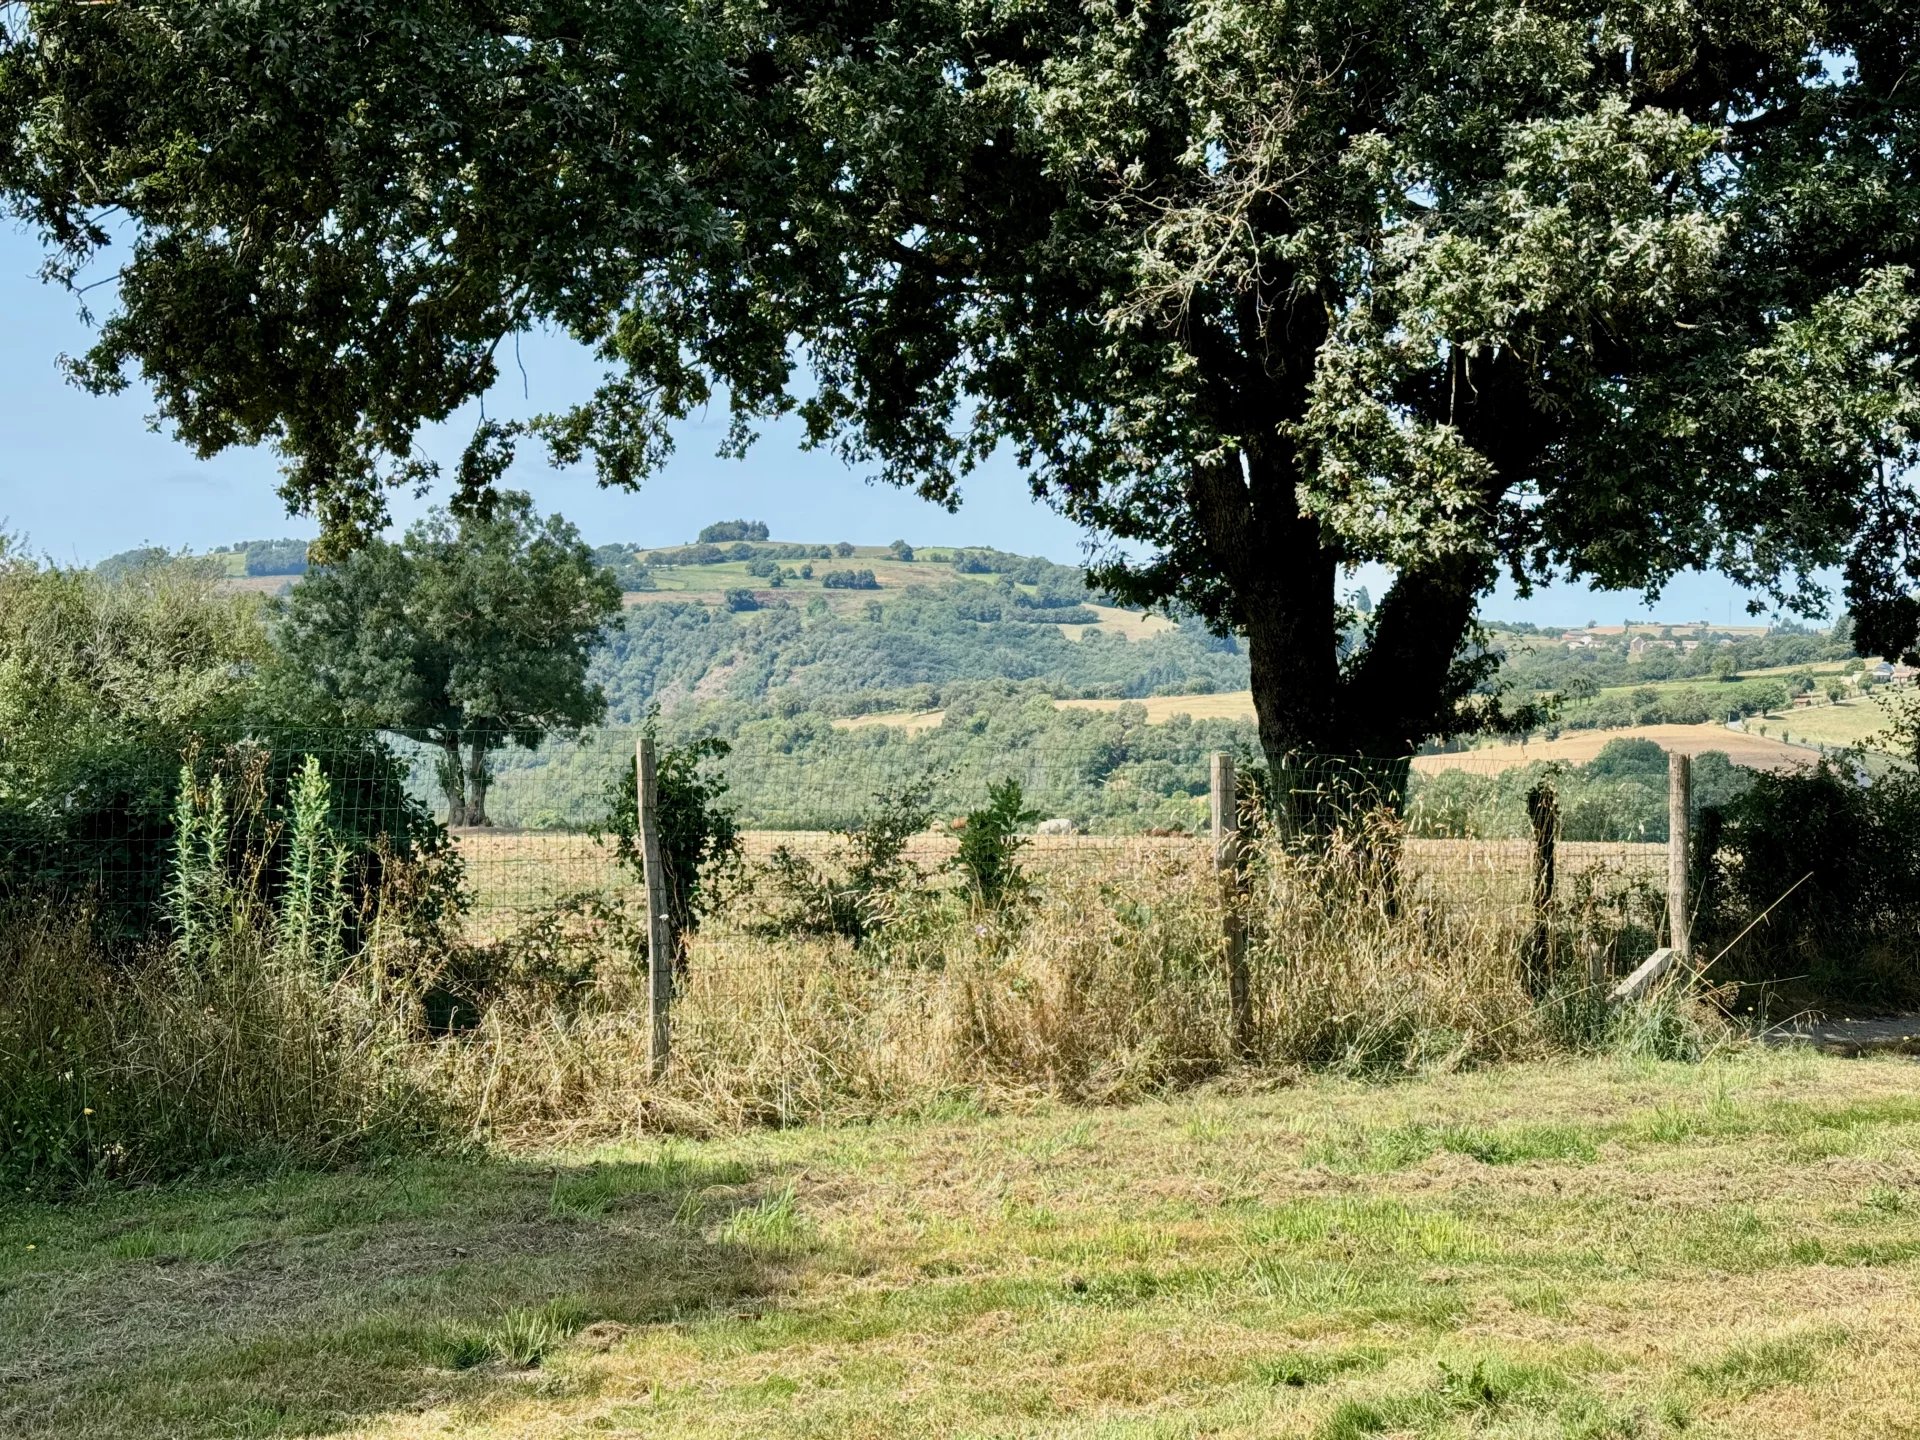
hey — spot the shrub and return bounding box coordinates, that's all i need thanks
[724,587,760,611]
[953,779,1038,906]
[0,550,455,940]
[821,568,879,590]
[0,755,445,1193]
[1699,759,1920,1002]
[596,726,743,959]
[753,779,935,942]
[698,520,770,543]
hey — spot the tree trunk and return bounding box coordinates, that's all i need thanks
[438,737,470,827]
[465,741,495,828]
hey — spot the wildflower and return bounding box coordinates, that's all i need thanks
[82,1108,94,1116]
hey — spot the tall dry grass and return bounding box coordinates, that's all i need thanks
[5,825,1709,1186]
[422,833,1679,1144]
[0,754,442,1192]
[0,906,438,1191]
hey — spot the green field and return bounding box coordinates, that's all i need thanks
[628,549,1012,603]
[1746,697,1896,752]
[7,1050,1920,1438]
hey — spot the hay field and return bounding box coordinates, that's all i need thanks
[1058,689,1259,722]
[1745,698,1894,752]
[830,708,948,734]
[1061,603,1178,641]
[451,828,1661,938]
[1417,723,1811,774]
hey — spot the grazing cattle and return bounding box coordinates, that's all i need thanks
[1035,817,1077,836]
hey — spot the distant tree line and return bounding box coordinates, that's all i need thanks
[697,520,772,543]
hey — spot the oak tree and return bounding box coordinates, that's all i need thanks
[6,0,1920,792]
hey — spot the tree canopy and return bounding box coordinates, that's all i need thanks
[5,0,1919,771]
[278,493,622,825]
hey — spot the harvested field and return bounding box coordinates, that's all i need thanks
[1057,688,1258,722]
[829,708,948,734]
[1416,722,1813,774]
[450,828,1663,939]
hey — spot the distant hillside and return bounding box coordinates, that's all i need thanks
[587,537,1249,721]
[96,538,309,581]
[112,529,1250,719]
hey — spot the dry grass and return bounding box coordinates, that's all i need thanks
[829,708,949,734]
[1062,603,1179,641]
[0,907,439,1191]
[7,1048,1920,1438]
[421,832,1677,1146]
[1058,688,1259,721]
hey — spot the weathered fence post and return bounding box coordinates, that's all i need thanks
[1211,752,1251,1057]
[1524,779,1558,996]
[636,735,672,1077]
[1668,750,1691,961]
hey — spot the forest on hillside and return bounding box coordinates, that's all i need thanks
[84,531,1870,836]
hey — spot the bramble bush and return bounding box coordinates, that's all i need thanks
[1699,758,1920,1003]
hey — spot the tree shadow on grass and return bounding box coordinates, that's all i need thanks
[0,1148,806,1439]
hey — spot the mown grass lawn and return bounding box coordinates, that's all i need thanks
[6,1051,1920,1438]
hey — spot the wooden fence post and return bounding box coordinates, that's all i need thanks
[1668,750,1691,961]
[636,736,672,1077]
[1211,753,1251,1057]
[1524,779,1558,996]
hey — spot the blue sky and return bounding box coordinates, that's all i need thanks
[0,224,1802,629]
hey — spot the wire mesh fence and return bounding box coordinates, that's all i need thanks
[0,722,1690,970]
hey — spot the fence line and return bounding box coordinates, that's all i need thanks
[2,723,1698,1008]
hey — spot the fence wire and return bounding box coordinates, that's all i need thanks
[0,723,1693,974]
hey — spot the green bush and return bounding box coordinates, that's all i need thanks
[1700,759,1920,1002]
[0,546,455,941]
[596,725,743,958]
[753,779,936,942]
[953,779,1039,906]
[0,755,445,1194]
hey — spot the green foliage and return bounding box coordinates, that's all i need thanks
[723,587,759,612]
[275,756,351,977]
[2,785,446,1194]
[953,779,1039,907]
[91,545,180,582]
[278,492,621,825]
[590,583,1246,722]
[698,520,770,543]
[595,728,742,954]
[1405,741,1753,843]
[0,542,450,937]
[589,544,654,592]
[213,538,309,576]
[821,568,879,590]
[163,741,462,963]
[754,779,936,943]
[8,2,1919,771]
[1701,760,1920,1002]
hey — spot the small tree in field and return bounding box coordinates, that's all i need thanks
[279,493,621,826]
